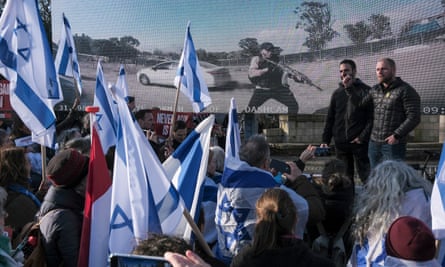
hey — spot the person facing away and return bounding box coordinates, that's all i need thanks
[384,216,440,267]
[231,188,335,267]
[0,147,41,242]
[359,58,421,169]
[214,134,309,265]
[246,42,299,114]
[321,59,372,184]
[133,233,226,267]
[348,160,432,267]
[38,149,89,267]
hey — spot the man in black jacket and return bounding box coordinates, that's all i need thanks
[366,58,420,168]
[321,59,372,184]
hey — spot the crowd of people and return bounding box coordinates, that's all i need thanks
[0,49,438,267]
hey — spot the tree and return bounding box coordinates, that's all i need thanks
[74,33,93,54]
[238,38,259,58]
[344,21,372,44]
[38,0,52,46]
[368,14,392,39]
[294,1,339,51]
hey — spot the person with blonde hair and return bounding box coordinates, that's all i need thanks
[348,160,432,267]
[231,188,334,267]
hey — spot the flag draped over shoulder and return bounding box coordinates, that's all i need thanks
[431,143,445,238]
[0,0,62,147]
[115,64,129,100]
[109,94,183,254]
[163,115,214,239]
[93,61,117,153]
[174,22,211,112]
[78,124,112,267]
[225,98,241,162]
[54,13,82,95]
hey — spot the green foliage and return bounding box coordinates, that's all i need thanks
[344,21,372,44]
[238,38,260,58]
[294,1,339,51]
[368,14,392,39]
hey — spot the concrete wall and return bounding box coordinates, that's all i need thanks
[263,114,441,144]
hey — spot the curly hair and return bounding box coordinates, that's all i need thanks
[132,233,192,257]
[252,188,297,255]
[321,159,351,192]
[0,147,30,187]
[352,160,432,245]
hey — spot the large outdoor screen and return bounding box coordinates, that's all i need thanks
[52,0,445,115]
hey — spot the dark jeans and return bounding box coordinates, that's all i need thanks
[335,142,370,184]
[368,140,406,169]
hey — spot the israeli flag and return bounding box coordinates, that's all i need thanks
[115,64,129,100]
[109,93,184,254]
[163,115,214,239]
[0,0,62,147]
[431,143,445,265]
[225,98,241,162]
[174,22,212,112]
[54,13,82,95]
[93,61,117,153]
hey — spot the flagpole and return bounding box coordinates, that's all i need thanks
[182,208,214,257]
[170,81,182,139]
[85,106,100,143]
[38,145,47,192]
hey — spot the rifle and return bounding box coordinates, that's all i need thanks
[263,58,323,91]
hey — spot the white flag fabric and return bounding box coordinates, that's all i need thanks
[174,22,212,112]
[115,64,129,100]
[225,98,241,162]
[109,94,184,254]
[93,61,117,153]
[431,143,445,267]
[54,13,82,95]
[0,0,62,147]
[163,115,214,239]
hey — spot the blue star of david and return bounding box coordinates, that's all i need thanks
[110,204,134,233]
[96,113,104,130]
[15,18,31,61]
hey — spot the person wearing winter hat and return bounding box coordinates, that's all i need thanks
[385,216,440,267]
[38,149,89,267]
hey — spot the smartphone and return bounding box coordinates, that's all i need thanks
[270,159,290,174]
[109,253,172,267]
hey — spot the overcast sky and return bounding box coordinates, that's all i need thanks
[52,0,443,54]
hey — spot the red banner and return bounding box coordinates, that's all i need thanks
[152,110,210,138]
[0,80,12,119]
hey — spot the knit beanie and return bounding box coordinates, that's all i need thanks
[46,149,88,187]
[386,216,436,261]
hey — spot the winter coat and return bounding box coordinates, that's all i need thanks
[38,186,84,267]
[231,236,335,267]
[322,79,372,145]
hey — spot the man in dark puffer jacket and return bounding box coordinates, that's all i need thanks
[358,58,420,169]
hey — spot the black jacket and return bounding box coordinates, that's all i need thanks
[231,237,335,267]
[322,79,372,145]
[39,186,84,267]
[368,77,421,143]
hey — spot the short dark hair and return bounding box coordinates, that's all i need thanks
[239,134,270,167]
[134,109,152,121]
[173,120,187,132]
[340,59,356,72]
[127,96,135,103]
[132,233,192,256]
